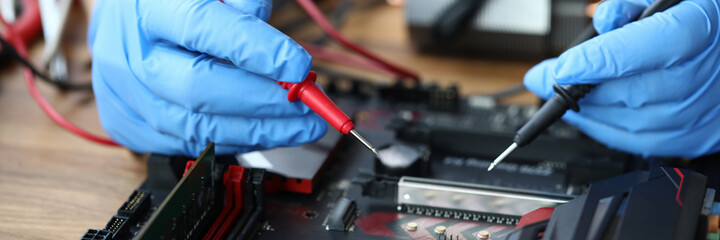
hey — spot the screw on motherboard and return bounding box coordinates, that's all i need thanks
[263,222,275,231]
[477,230,491,239]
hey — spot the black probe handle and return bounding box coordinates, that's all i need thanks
[568,0,682,49]
[515,0,682,147]
[514,84,594,146]
[640,0,683,18]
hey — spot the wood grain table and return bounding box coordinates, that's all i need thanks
[0,2,537,239]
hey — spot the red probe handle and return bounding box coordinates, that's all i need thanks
[278,71,355,134]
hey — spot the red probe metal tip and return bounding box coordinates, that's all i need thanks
[279,71,379,156]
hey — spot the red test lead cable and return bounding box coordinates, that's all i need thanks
[0,18,119,146]
[279,71,379,156]
[294,0,420,82]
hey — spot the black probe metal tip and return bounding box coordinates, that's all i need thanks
[488,143,517,171]
[488,84,592,171]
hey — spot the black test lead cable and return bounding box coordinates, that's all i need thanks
[488,0,684,171]
[0,37,93,91]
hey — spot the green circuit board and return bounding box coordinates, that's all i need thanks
[136,143,219,240]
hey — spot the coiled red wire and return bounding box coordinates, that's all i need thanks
[0,1,118,146]
[294,0,420,81]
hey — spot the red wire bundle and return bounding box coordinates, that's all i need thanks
[0,17,119,146]
[294,0,420,81]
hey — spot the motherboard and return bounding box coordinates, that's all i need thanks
[79,70,719,240]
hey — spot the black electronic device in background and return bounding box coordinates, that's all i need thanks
[405,0,591,59]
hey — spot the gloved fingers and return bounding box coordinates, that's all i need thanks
[99,66,327,147]
[593,0,652,34]
[104,106,257,156]
[527,59,714,132]
[96,47,327,148]
[573,92,720,133]
[139,0,311,84]
[222,0,272,22]
[117,76,327,147]
[569,52,720,132]
[580,56,714,107]
[562,111,720,158]
[523,58,558,100]
[554,0,717,85]
[142,98,328,148]
[94,73,257,156]
[139,44,313,117]
[106,111,259,156]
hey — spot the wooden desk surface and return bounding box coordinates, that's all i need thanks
[0,2,537,239]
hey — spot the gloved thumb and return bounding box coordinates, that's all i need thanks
[222,0,272,22]
[593,0,652,34]
[523,58,558,100]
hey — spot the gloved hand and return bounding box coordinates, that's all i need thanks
[524,0,720,158]
[88,0,327,156]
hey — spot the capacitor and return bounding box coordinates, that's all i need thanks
[477,230,491,240]
[434,225,447,234]
[405,222,418,231]
[709,214,719,233]
[374,143,429,177]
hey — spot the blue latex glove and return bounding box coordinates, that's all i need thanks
[88,0,327,156]
[524,0,720,158]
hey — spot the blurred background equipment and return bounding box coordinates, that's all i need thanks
[406,0,592,59]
